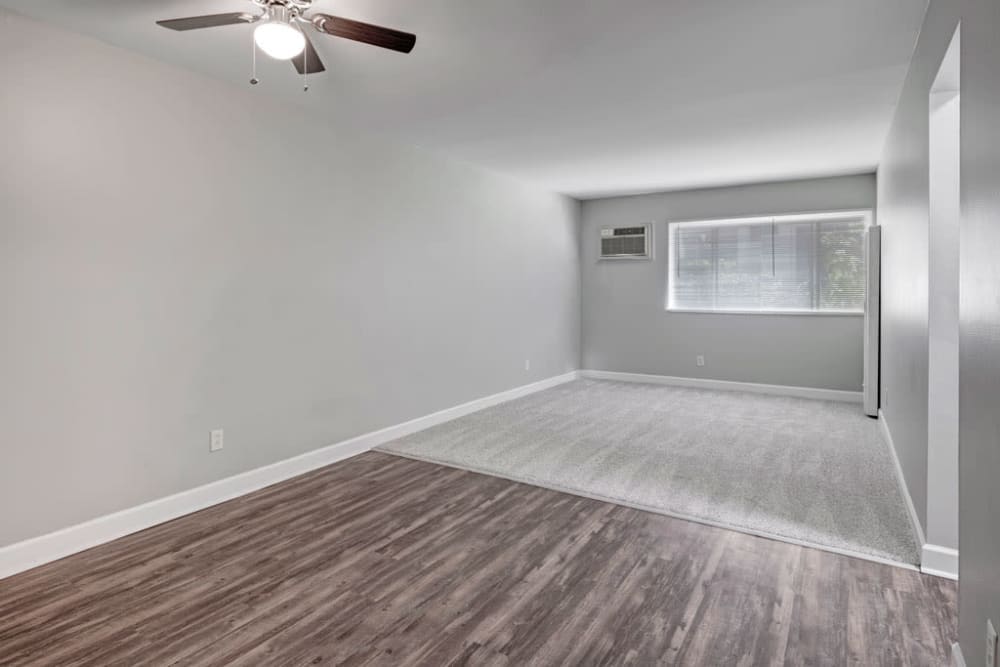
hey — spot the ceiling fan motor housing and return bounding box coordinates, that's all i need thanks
[267,5,295,25]
[253,0,312,15]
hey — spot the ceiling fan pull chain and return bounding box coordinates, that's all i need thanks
[250,32,259,85]
[301,24,309,92]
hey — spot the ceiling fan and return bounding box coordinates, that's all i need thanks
[156,0,416,79]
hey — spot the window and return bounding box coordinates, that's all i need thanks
[666,210,870,314]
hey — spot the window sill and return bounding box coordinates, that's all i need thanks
[665,308,864,317]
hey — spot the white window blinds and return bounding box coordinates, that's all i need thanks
[667,211,870,314]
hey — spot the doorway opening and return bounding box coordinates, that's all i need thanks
[924,24,960,576]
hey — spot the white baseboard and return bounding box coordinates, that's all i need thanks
[921,544,959,580]
[0,371,580,581]
[877,410,927,548]
[877,411,960,580]
[581,370,863,403]
[952,642,965,667]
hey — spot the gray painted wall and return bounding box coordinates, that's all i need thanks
[877,14,935,538]
[0,12,581,548]
[580,175,875,391]
[878,0,1000,662]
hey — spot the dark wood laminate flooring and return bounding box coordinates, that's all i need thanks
[0,452,956,666]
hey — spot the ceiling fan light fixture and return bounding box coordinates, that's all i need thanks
[157,2,417,81]
[254,20,305,60]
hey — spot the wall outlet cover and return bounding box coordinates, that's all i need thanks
[696,355,706,367]
[210,429,224,452]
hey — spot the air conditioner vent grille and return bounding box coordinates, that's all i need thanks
[602,236,646,255]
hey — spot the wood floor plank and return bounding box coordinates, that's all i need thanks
[0,452,956,666]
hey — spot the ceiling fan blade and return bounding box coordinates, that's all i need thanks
[156,13,256,31]
[292,32,326,74]
[310,14,416,53]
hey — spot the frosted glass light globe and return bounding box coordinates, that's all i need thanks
[254,21,306,60]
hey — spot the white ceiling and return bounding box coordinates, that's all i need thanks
[2,0,926,199]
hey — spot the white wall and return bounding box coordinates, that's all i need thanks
[879,0,1000,661]
[0,10,581,548]
[926,35,960,553]
[878,20,963,548]
[580,175,875,391]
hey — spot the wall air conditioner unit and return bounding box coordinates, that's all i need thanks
[599,224,652,260]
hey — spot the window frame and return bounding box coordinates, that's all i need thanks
[665,209,873,317]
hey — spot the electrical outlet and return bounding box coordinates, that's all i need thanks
[988,619,997,667]
[696,355,705,367]
[524,359,531,371]
[209,429,224,452]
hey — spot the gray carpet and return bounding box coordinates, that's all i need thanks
[378,379,921,565]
